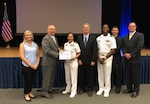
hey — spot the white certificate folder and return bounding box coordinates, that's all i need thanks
[59,50,71,60]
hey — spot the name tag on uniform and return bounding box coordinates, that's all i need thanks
[59,50,71,60]
[106,40,110,42]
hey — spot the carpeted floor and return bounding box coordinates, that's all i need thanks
[0,84,149,104]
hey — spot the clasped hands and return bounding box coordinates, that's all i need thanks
[124,53,131,59]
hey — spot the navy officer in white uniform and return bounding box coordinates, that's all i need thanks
[62,32,81,98]
[96,24,117,97]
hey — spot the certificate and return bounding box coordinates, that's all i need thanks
[59,50,71,60]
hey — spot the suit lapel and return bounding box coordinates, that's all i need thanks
[81,35,85,48]
[131,32,136,39]
[128,34,130,40]
[115,36,118,43]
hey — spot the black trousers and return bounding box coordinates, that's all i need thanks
[125,62,140,93]
[22,65,37,94]
[111,61,122,89]
[78,64,94,92]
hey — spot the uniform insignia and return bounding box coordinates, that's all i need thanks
[106,40,110,42]
[70,44,74,47]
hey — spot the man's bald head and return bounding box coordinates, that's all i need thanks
[47,25,56,36]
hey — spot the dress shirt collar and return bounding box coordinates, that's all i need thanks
[129,31,136,35]
[84,33,89,37]
[112,34,118,38]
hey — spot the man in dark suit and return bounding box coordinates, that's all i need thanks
[41,25,60,99]
[122,22,144,98]
[76,23,97,97]
[111,26,123,93]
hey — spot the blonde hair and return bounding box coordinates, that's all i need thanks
[23,30,34,43]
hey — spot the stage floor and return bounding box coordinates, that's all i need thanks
[0,47,149,57]
[0,85,150,104]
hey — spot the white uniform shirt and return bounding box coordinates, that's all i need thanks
[96,33,117,54]
[64,41,81,60]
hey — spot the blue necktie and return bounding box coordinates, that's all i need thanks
[84,37,87,46]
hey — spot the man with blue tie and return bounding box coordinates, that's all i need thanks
[76,23,97,97]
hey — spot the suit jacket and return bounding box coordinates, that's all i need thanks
[76,34,97,64]
[41,34,59,66]
[122,32,144,63]
[113,35,123,63]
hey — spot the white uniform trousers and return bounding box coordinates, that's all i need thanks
[97,55,113,92]
[64,59,78,95]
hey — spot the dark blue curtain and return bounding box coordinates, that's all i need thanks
[0,58,22,88]
[140,56,150,84]
[0,58,65,88]
[120,0,131,38]
[0,57,150,88]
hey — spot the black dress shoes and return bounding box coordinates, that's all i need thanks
[78,89,84,94]
[115,89,121,93]
[123,89,132,94]
[87,91,92,97]
[48,90,57,94]
[42,94,54,99]
[131,92,138,98]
